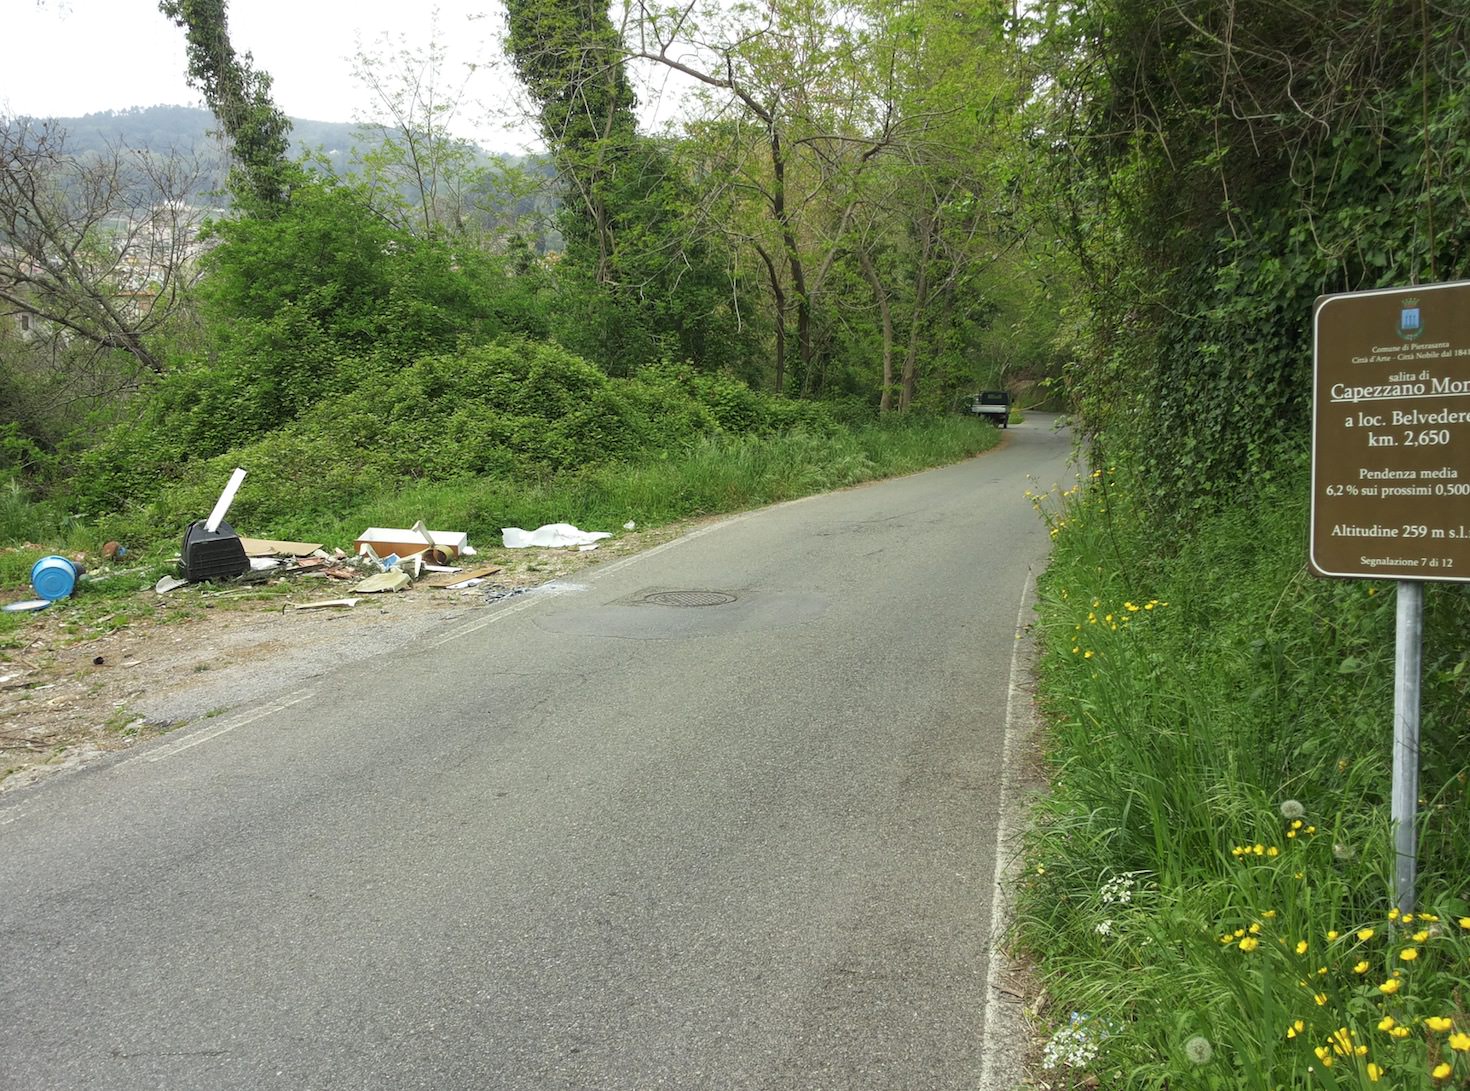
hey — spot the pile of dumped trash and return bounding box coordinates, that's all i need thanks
[9,467,627,613]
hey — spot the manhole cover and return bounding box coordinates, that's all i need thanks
[640,590,737,608]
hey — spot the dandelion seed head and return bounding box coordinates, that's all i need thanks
[1184,1036,1213,1064]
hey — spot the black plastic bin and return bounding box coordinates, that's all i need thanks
[181,519,249,582]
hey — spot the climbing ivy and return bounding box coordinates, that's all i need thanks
[1030,0,1470,530]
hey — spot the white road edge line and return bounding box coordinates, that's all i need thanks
[977,568,1038,1091]
[118,690,315,766]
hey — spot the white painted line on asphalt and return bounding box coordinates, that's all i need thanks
[584,515,745,582]
[427,584,576,647]
[119,690,315,766]
[977,568,1037,1091]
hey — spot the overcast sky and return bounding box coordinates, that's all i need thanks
[7,0,689,153]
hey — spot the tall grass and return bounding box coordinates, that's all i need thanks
[1020,469,1470,1089]
[1,416,999,578]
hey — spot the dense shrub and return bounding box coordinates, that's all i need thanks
[76,339,837,540]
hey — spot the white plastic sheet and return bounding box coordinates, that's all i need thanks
[502,524,612,549]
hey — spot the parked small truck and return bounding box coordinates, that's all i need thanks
[967,389,1011,428]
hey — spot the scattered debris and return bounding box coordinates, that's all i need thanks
[352,571,412,594]
[249,557,282,571]
[624,521,637,530]
[31,555,80,601]
[502,524,611,549]
[240,537,325,558]
[154,575,190,595]
[355,527,471,562]
[181,467,250,582]
[423,564,502,588]
[293,599,360,611]
[3,599,51,613]
[102,541,126,560]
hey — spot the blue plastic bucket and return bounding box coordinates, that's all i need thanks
[30,556,78,601]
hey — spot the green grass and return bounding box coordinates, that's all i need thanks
[1,416,1001,643]
[1018,469,1470,1088]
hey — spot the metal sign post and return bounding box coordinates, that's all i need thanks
[1311,280,1470,912]
[1392,581,1423,912]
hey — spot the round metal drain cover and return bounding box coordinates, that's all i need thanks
[641,590,736,608]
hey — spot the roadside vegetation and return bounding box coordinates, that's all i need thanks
[1016,2,1470,1088]
[1023,470,1470,1088]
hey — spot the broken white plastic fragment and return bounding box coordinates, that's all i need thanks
[501,524,612,549]
[205,467,247,533]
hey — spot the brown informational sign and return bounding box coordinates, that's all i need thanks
[1311,280,1470,582]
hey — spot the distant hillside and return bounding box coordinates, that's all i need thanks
[30,105,420,176]
[14,105,557,234]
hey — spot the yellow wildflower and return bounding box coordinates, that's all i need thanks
[1263,910,1277,919]
[1380,978,1402,994]
[1379,1016,1397,1032]
[1296,940,1309,955]
[1433,1062,1452,1080]
[1239,937,1260,952]
[1367,1063,1383,1082]
[1358,928,1376,942]
[1399,947,1419,962]
[1326,931,1339,941]
[1392,1026,1411,1038]
[1266,846,1280,857]
[1426,1017,1454,1033]
[1412,930,1430,943]
[1450,1032,1470,1052]
[1353,960,1370,974]
[1315,993,1328,1006]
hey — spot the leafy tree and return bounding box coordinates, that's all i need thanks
[0,117,204,381]
[350,22,490,238]
[158,0,294,208]
[503,0,756,377]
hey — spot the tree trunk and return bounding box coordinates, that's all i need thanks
[858,248,894,414]
[755,241,787,394]
[899,216,935,413]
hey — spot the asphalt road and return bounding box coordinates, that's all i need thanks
[0,416,1073,1090]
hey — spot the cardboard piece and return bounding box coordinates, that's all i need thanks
[294,598,359,610]
[352,571,412,593]
[355,527,469,561]
[240,537,325,558]
[422,564,502,588]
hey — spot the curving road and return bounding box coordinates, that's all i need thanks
[0,415,1073,1090]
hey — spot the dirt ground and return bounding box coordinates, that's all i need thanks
[0,522,694,792]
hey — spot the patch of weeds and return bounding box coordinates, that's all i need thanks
[102,708,145,736]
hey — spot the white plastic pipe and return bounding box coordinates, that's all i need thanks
[205,467,247,533]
